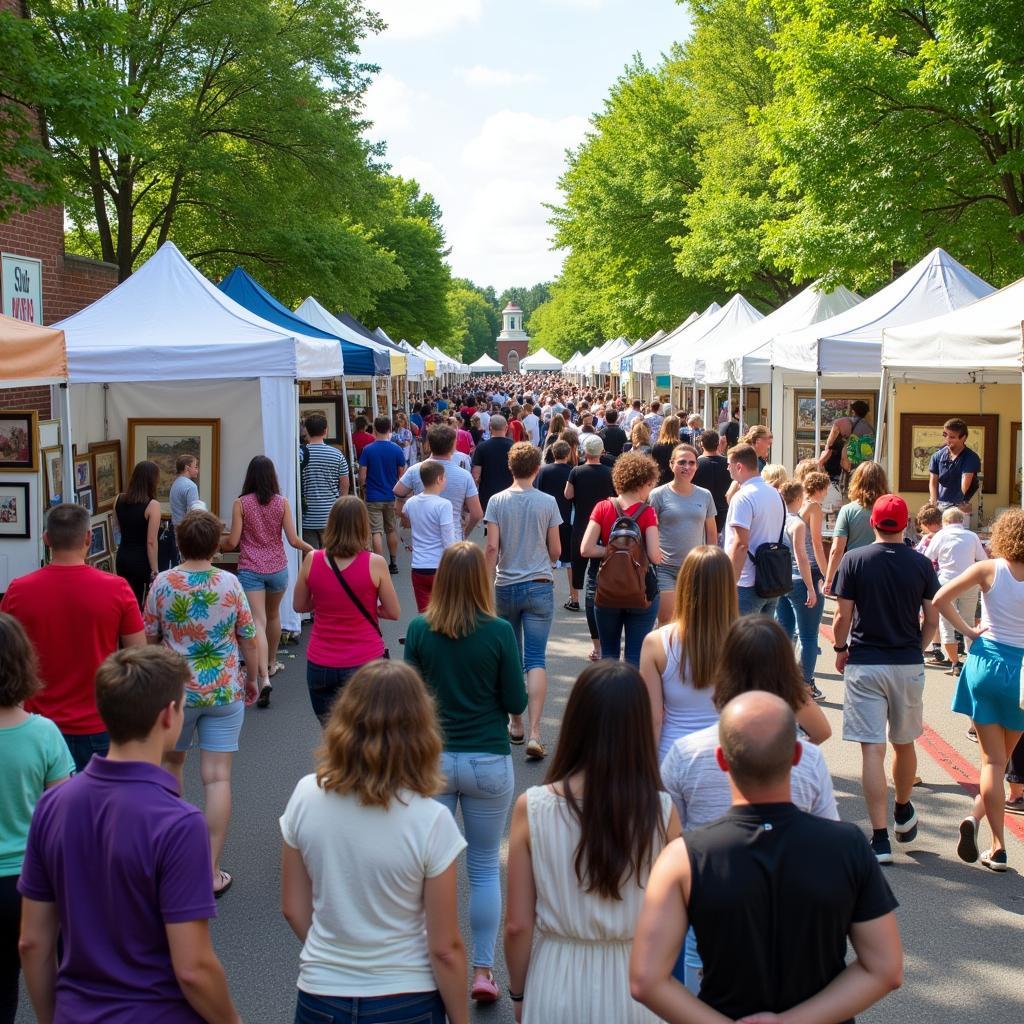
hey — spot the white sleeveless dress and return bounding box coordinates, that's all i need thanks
[522,785,671,1024]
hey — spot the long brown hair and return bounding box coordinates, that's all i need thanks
[316,661,443,807]
[424,542,494,639]
[670,546,738,689]
[544,662,666,900]
[848,461,888,509]
[122,460,159,504]
[657,415,680,445]
[713,616,807,712]
[322,496,370,558]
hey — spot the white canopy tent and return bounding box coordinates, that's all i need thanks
[520,347,563,372]
[668,295,764,380]
[469,354,503,373]
[769,248,994,450]
[58,242,343,632]
[583,336,631,377]
[630,305,721,376]
[613,329,669,375]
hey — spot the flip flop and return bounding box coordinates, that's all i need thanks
[588,650,601,662]
[526,739,546,761]
[256,683,272,708]
[563,600,580,611]
[213,869,233,898]
[508,723,525,745]
[268,662,285,678]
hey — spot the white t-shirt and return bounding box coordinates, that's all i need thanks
[280,774,466,996]
[725,475,786,588]
[623,409,643,430]
[660,724,838,829]
[477,410,490,433]
[398,458,478,539]
[927,524,987,583]
[404,492,456,570]
[522,413,540,446]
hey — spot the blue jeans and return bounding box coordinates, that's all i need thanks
[306,662,361,725]
[436,751,514,967]
[295,988,445,1024]
[593,595,660,667]
[737,586,778,618]
[776,574,824,687]
[495,581,554,671]
[61,731,108,774]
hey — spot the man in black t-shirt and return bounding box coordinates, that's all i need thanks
[717,405,740,453]
[471,414,514,517]
[692,429,730,536]
[598,407,628,458]
[631,692,902,1024]
[833,494,939,864]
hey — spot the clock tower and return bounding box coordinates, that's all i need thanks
[496,302,530,373]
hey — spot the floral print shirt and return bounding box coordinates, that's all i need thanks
[144,568,256,706]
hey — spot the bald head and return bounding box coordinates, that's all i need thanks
[718,692,798,789]
[489,415,508,435]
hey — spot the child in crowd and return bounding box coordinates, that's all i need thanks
[403,460,456,612]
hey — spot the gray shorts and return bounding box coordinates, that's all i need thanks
[656,563,680,593]
[842,663,924,746]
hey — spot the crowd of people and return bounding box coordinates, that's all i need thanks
[0,372,1021,1024]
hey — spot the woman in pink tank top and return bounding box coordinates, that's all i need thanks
[224,457,311,707]
[293,496,401,723]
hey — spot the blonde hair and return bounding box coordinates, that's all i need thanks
[942,507,965,525]
[848,461,888,509]
[741,424,770,446]
[793,458,818,483]
[630,421,651,447]
[761,463,789,488]
[670,547,738,689]
[990,507,1024,562]
[323,496,371,558]
[801,470,830,498]
[424,542,495,639]
[657,416,680,445]
[317,661,443,807]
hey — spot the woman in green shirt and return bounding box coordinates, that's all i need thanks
[824,461,889,594]
[404,542,528,1005]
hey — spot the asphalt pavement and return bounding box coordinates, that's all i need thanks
[14,539,1024,1023]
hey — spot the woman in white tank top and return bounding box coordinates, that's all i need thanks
[639,545,737,764]
[933,508,1024,872]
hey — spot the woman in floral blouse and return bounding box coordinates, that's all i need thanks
[145,509,259,898]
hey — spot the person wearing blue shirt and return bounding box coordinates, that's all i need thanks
[359,417,407,575]
[929,418,982,529]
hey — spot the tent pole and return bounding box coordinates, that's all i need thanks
[371,377,379,418]
[739,384,746,436]
[770,366,784,466]
[727,382,732,427]
[58,383,74,506]
[1020,369,1024,508]
[339,376,358,499]
[703,384,711,424]
[814,373,822,457]
[875,368,889,467]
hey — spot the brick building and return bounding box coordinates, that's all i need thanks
[495,302,530,373]
[0,0,119,415]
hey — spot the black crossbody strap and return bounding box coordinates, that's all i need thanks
[323,551,382,638]
[747,493,788,563]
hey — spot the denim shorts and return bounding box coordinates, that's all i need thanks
[495,580,554,672]
[176,700,245,752]
[237,566,289,593]
[295,988,445,1024]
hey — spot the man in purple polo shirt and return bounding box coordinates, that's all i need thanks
[17,647,241,1024]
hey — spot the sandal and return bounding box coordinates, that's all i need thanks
[563,600,581,612]
[526,738,546,761]
[588,650,601,662]
[213,869,233,898]
[471,972,500,1003]
[268,662,285,678]
[508,723,525,745]
[256,683,272,708]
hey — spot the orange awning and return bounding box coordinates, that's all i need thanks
[0,313,67,384]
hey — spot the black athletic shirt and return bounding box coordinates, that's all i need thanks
[686,803,898,1022]
[693,454,730,532]
[536,462,572,525]
[471,436,514,515]
[566,463,615,537]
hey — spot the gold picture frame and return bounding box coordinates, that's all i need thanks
[898,413,998,493]
[127,418,220,516]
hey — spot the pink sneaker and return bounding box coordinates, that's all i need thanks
[471,972,500,1003]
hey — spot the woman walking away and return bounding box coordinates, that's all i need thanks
[824,461,888,594]
[224,456,312,708]
[280,661,469,1024]
[581,451,662,666]
[651,416,682,485]
[639,546,737,764]
[145,510,260,898]
[114,460,161,608]
[504,661,679,1023]
[0,614,74,1023]
[293,497,400,724]
[404,543,528,1004]
[935,507,1024,872]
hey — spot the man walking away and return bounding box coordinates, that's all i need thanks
[599,408,628,459]
[630,691,901,1022]
[18,647,241,1024]
[167,455,200,567]
[359,416,406,575]
[1,504,146,772]
[471,415,514,519]
[832,495,939,863]
[300,413,350,549]
[692,430,729,539]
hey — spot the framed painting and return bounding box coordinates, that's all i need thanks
[1011,421,1021,507]
[794,390,876,435]
[73,451,94,492]
[77,487,95,515]
[346,389,369,413]
[127,419,220,516]
[795,436,819,465]
[90,554,114,573]
[299,398,344,442]
[0,481,30,537]
[88,440,122,513]
[0,410,38,472]
[38,419,60,449]
[88,515,110,559]
[42,445,63,505]
[898,413,998,493]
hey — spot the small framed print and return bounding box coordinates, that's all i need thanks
[299,398,345,442]
[898,413,998,493]
[88,515,110,559]
[0,410,39,472]
[77,487,95,515]
[0,481,31,538]
[42,445,64,505]
[74,451,94,492]
[90,554,113,573]
[89,439,122,513]
[38,419,60,449]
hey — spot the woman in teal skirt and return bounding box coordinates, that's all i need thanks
[934,507,1024,873]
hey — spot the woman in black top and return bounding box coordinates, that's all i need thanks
[114,460,162,607]
[651,415,681,485]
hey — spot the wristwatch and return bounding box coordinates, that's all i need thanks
[833,643,849,653]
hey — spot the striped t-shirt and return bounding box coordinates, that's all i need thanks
[301,443,349,530]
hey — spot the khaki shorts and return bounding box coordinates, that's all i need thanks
[842,663,925,746]
[366,501,396,536]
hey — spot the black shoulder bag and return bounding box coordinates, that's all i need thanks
[747,494,794,599]
[324,552,390,659]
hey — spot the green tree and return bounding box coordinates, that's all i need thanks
[528,267,607,361]
[445,279,498,363]
[496,283,551,331]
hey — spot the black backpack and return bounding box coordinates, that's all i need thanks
[747,494,794,599]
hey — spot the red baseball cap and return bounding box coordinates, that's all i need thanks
[870,494,909,532]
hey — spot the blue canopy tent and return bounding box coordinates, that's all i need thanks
[218,267,389,377]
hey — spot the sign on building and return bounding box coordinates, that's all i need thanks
[1,253,43,323]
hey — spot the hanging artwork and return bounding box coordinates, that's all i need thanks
[127,419,220,516]
[89,440,123,513]
[0,481,30,537]
[898,413,998,493]
[0,410,38,472]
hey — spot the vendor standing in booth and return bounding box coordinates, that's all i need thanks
[929,418,981,530]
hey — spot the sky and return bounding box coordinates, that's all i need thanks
[359,0,693,292]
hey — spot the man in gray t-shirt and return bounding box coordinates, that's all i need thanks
[168,456,200,526]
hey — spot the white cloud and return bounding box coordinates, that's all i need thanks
[368,0,482,39]
[361,72,423,137]
[462,110,588,176]
[458,65,542,87]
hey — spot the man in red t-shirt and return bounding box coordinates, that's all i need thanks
[1,503,146,771]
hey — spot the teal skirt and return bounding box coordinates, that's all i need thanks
[952,635,1024,730]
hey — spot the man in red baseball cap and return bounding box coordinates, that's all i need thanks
[831,494,940,864]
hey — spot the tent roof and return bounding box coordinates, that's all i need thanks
[469,354,503,371]
[629,306,719,374]
[0,314,67,385]
[218,267,389,377]
[295,297,400,376]
[882,276,1024,381]
[520,347,563,371]
[669,296,763,378]
[771,249,994,375]
[698,283,862,385]
[56,242,341,382]
[579,336,630,374]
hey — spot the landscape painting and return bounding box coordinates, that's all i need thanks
[147,434,201,501]
[89,440,122,512]
[127,419,220,515]
[0,410,38,472]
